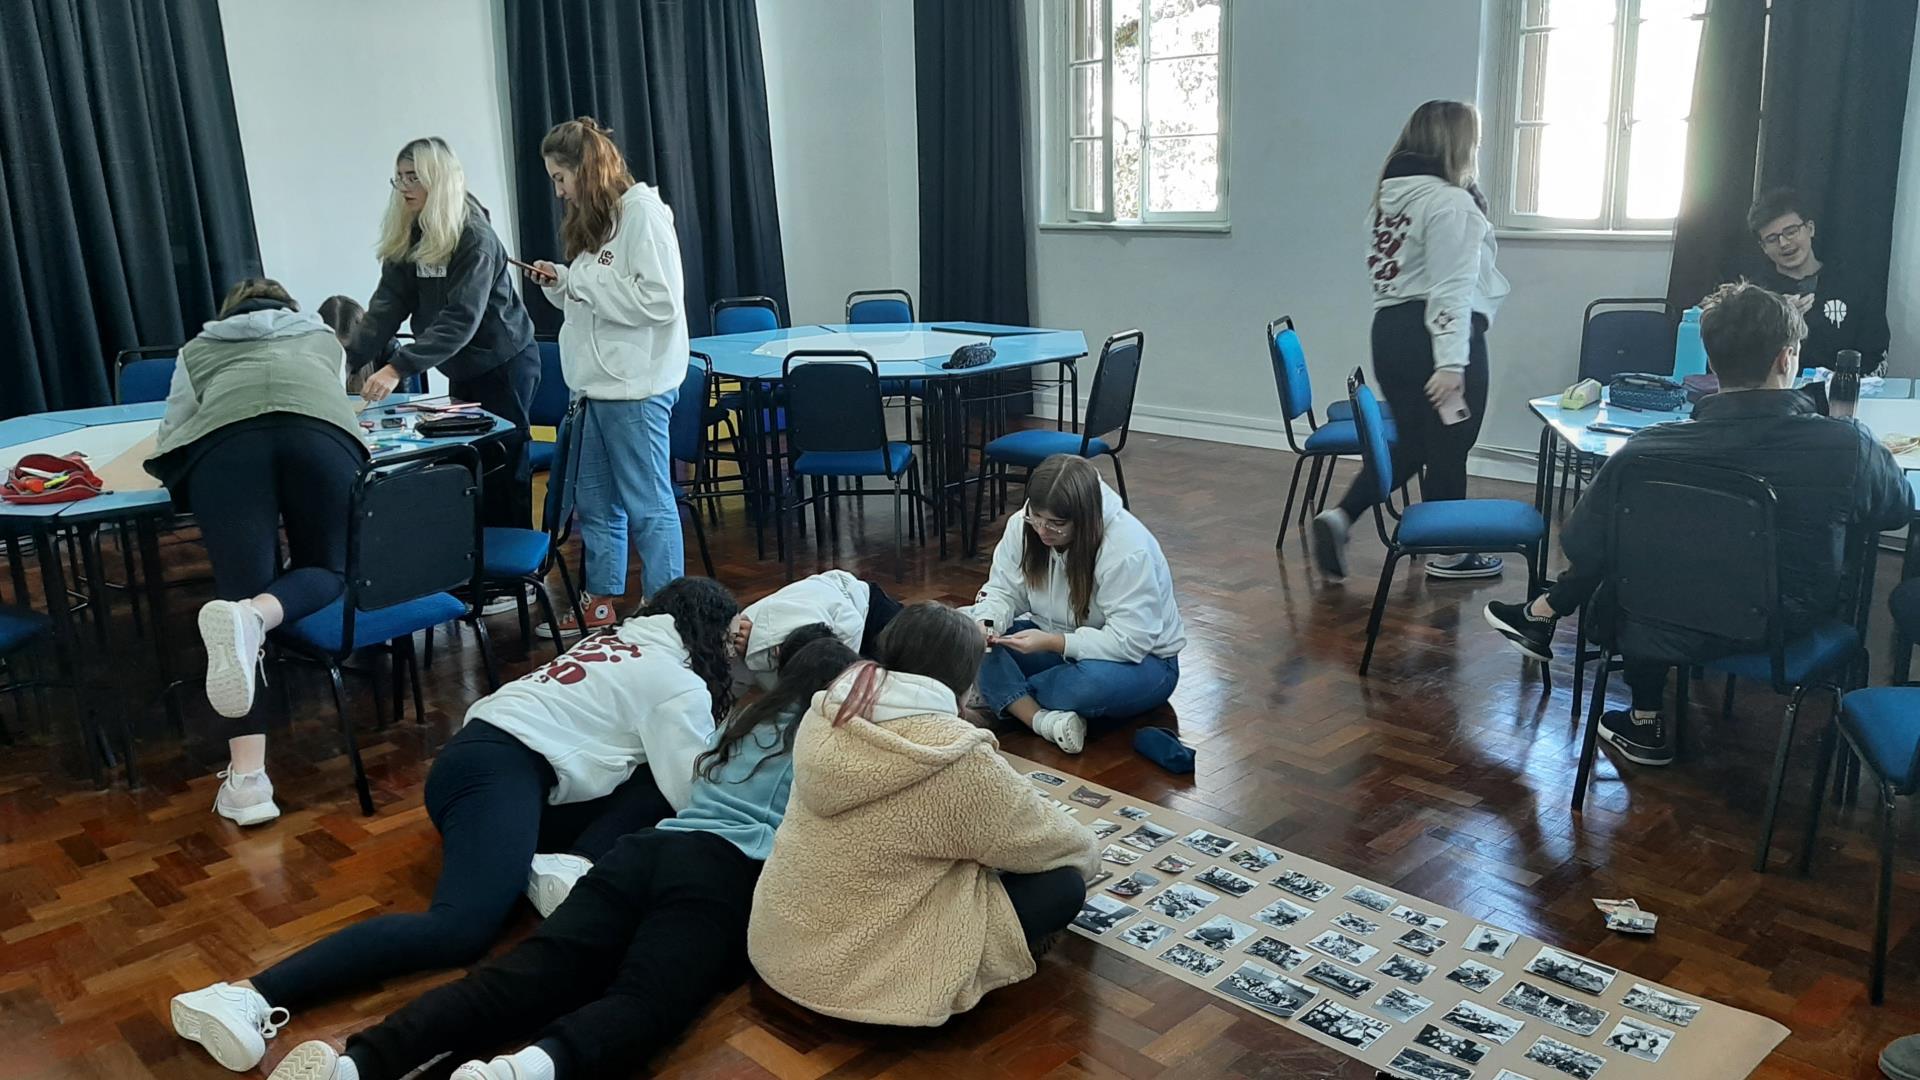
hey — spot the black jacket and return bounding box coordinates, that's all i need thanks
[1562,389,1909,658]
[1754,261,1891,374]
[350,195,536,382]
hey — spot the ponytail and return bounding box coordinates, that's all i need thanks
[540,116,637,260]
[831,661,886,727]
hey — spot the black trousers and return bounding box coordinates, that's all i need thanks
[1002,865,1089,945]
[1543,568,1695,713]
[1338,302,1491,518]
[250,721,671,1011]
[345,828,760,1080]
[450,344,541,529]
[860,578,904,658]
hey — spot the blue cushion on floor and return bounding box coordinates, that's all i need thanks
[792,443,914,477]
[0,604,51,655]
[1705,620,1859,685]
[1395,498,1545,549]
[528,441,555,473]
[278,592,467,656]
[1841,686,1920,790]
[984,429,1111,468]
[483,527,551,578]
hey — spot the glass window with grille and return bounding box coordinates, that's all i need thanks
[1063,0,1229,225]
[1490,0,1707,231]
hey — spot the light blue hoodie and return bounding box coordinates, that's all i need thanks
[657,706,799,861]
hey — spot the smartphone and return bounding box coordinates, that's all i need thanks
[507,255,555,284]
[1586,421,1638,437]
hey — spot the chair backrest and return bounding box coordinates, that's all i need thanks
[1346,373,1396,510]
[1580,298,1678,381]
[671,353,713,467]
[1083,329,1145,453]
[781,352,896,474]
[845,289,914,324]
[530,337,570,426]
[711,295,782,335]
[115,347,178,404]
[1266,316,1316,425]
[544,404,581,543]
[340,444,484,655]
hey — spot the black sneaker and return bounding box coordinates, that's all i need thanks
[1598,710,1674,766]
[1426,553,1504,579]
[1483,600,1555,662]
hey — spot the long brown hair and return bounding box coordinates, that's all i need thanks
[831,603,983,726]
[1374,100,1480,211]
[541,116,636,261]
[218,278,297,317]
[1021,455,1105,625]
[695,633,856,781]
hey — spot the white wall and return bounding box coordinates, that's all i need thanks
[217,0,518,315]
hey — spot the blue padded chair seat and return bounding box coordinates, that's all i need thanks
[528,441,555,473]
[984,429,1111,468]
[1326,399,1394,423]
[483,527,551,578]
[880,378,927,397]
[279,593,466,656]
[0,605,51,654]
[1302,419,1398,455]
[1841,687,1920,791]
[1395,499,1545,549]
[793,443,914,477]
[1704,620,1859,686]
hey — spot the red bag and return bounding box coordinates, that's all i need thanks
[3,453,106,505]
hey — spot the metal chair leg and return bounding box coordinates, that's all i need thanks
[532,583,565,661]
[1358,553,1401,676]
[1108,453,1129,508]
[1753,684,1812,872]
[327,663,375,816]
[1278,454,1308,549]
[1872,786,1896,1005]
[471,617,501,692]
[404,634,427,725]
[1796,709,1838,876]
[1297,457,1326,529]
[892,478,904,583]
[1572,657,1611,810]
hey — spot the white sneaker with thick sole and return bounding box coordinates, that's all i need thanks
[268,1041,353,1080]
[1033,709,1088,754]
[170,982,288,1072]
[214,768,281,826]
[480,587,535,618]
[200,599,266,719]
[526,852,593,918]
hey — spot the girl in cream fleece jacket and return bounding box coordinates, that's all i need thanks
[750,603,1099,1027]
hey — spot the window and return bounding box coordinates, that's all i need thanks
[1487,0,1707,232]
[1058,0,1229,225]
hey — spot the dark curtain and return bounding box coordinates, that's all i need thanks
[504,0,788,337]
[1667,0,1917,311]
[0,0,260,417]
[913,0,1033,326]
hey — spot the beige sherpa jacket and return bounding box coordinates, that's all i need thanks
[748,669,1100,1027]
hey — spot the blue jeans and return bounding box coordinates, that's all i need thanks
[574,392,682,599]
[977,620,1180,719]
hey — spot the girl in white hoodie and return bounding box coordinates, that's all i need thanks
[527,118,689,634]
[961,454,1185,753]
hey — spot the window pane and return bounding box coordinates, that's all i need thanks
[1630,16,1702,122]
[1113,5,1144,220]
[1521,0,1616,28]
[1072,0,1105,61]
[1637,0,1707,18]
[1512,124,1606,218]
[1115,134,1143,220]
[1147,56,1218,135]
[1071,139,1106,213]
[1625,120,1687,219]
[1072,64,1103,137]
[1518,26,1614,123]
[1148,0,1221,56]
[1146,135,1219,212]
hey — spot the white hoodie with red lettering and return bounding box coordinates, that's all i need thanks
[540,182,688,401]
[1365,169,1510,371]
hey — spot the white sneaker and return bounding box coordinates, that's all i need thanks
[268,1041,356,1080]
[480,587,535,618]
[526,852,592,918]
[200,599,266,718]
[452,1047,554,1080]
[214,768,281,826]
[1032,709,1087,754]
[171,982,289,1071]
[1310,509,1351,579]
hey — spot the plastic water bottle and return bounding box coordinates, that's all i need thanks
[1831,349,1862,419]
[1672,307,1708,378]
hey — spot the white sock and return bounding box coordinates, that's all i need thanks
[1630,709,1660,723]
[335,1056,360,1080]
[506,1046,556,1080]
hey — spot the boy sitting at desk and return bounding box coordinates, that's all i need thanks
[1484,281,1908,765]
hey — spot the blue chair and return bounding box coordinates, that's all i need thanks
[115,347,178,404]
[779,352,926,582]
[1560,298,1679,506]
[1267,316,1397,547]
[1347,374,1544,676]
[527,337,570,475]
[0,605,53,744]
[712,295,782,335]
[845,289,914,324]
[481,396,587,657]
[274,444,499,815]
[670,354,718,578]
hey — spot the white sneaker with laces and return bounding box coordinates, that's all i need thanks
[171,982,289,1072]
[452,1047,555,1080]
[214,768,281,826]
[526,852,593,918]
[1032,709,1088,754]
[267,1041,356,1080]
[200,599,267,718]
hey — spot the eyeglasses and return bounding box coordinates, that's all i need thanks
[1028,514,1073,536]
[390,172,424,192]
[1760,221,1810,248]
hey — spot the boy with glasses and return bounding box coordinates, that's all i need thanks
[1747,187,1889,374]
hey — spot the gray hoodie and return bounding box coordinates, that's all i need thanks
[1366,174,1511,370]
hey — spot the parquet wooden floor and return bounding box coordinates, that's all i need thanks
[4,431,1918,1079]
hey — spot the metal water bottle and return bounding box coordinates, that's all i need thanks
[1831,349,1862,419]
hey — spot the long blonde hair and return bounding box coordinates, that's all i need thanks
[541,117,636,261]
[376,137,470,267]
[1374,100,1480,210]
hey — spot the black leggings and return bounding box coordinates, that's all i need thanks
[1338,302,1490,518]
[1002,865,1089,946]
[249,721,671,1011]
[860,579,903,658]
[450,344,540,529]
[344,828,760,1080]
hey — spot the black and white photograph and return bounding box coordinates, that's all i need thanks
[1390,906,1450,930]
[1084,869,1112,890]
[1414,1022,1489,1064]
[1303,958,1376,998]
[1446,958,1504,994]
[1345,884,1397,913]
[1603,1016,1674,1063]
[1069,785,1111,808]
[1622,982,1701,1028]
[1246,936,1310,970]
[1181,829,1238,858]
[1464,923,1520,959]
[1216,960,1318,1019]
[1088,818,1122,840]
[1122,821,1178,852]
[1253,896,1315,930]
[1107,871,1160,899]
[1376,986,1435,1022]
[1494,1072,1543,1080]
[1186,913,1257,952]
[1524,1035,1607,1079]
[1524,946,1618,996]
[1396,927,1447,956]
[1100,844,1140,867]
[1296,999,1391,1050]
[1146,883,1222,922]
[1072,894,1139,935]
[1195,865,1260,897]
[1307,930,1379,965]
[1499,981,1609,1037]
[1154,853,1196,874]
[1117,805,1151,821]
[1118,919,1174,951]
[1379,952,1437,984]
[1333,911,1382,936]
[1387,1047,1474,1080]
[1043,797,1081,816]
[1442,1000,1526,1044]
[1160,942,1226,976]
[1029,771,1067,787]
[1271,869,1334,901]
[1229,846,1282,873]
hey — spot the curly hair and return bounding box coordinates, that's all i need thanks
[696,632,856,783]
[637,577,740,723]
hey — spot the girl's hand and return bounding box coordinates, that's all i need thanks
[361,365,402,404]
[1424,368,1465,409]
[990,629,1065,655]
[528,260,561,286]
[727,615,752,659]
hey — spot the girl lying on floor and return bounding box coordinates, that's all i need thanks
[170,577,738,1073]
[730,568,901,688]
